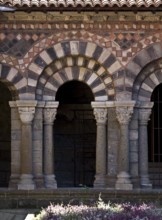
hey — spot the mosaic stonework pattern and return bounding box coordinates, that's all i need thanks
[0,32,49,58]
[0,28,162,72]
[0,17,162,101]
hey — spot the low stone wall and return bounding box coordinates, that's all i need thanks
[0,189,162,209]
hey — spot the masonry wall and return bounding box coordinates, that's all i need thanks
[0,11,162,189]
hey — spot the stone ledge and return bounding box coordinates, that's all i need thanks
[0,189,162,208]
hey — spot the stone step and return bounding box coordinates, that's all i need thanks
[0,210,36,220]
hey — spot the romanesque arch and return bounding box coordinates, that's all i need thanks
[36,55,115,101]
[0,63,27,100]
[113,42,162,100]
[28,40,122,101]
[133,58,162,101]
[130,56,162,189]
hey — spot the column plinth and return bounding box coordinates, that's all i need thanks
[16,100,37,190]
[138,102,153,189]
[43,102,59,189]
[115,102,135,190]
[91,102,107,188]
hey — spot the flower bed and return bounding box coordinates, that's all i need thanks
[33,197,162,220]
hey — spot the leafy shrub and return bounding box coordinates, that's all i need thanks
[33,197,162,220]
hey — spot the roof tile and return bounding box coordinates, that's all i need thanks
[1,0,162,8]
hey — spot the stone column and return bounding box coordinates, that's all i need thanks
[33,101,45,188]
[106,101,119,188]
[138,102,154,189]
[115,101,135,190]
[9,101,21,188]
[43,101,59,189]
[16,100,37,190]
[91,102,107,188]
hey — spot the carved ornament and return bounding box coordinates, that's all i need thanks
[44,108,57,124]
[18,107,35,124]
[93,108,107,124]
[116,106,133,125]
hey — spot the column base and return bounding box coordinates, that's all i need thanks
[94,174,106,188]
[34,175,45,189]
[18,174,35,190]
[44,175,57,189]
[9,174,20,189]
[115,171,133,190]
[106,175,116,188]
[141,175,152,189]
[131,176,140,189]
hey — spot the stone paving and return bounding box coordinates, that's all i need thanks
[0,209,36,220]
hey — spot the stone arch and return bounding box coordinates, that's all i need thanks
[36,55,115,101]
[132,58,162,101]
[114,42,162,100]
[0,63,27,100]
[29,40,122,100]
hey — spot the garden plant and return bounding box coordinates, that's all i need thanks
[33,196,162,220]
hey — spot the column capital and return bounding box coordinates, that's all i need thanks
[137,101,154,125]
[139,108,152,125]
[91,102,107,124]
[16,100,37,124]
[44,101,59,124]
[116,106,134,125]
[93,108,107,124]
[9,101,17,108]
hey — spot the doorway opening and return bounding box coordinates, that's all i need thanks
[54,80,96,187]
[0,81,11,187]
[148,83,162,188]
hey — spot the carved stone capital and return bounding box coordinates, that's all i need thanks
[116,106,134,125]
[139,109,152,125]
[44,108,57,124]
[44,101,59,124]
[18,107,35,124]
[16,100,37,124]
[93,108,107,124]
[137,101,154,125]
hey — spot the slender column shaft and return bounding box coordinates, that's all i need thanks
[16,100,37,190]
[119,124,129,173]
[21,123,32,174]
[9,101,21,188]
[33,102,45,188]
[115,102,135,190]
[139,104,153,188]
[43,102,59,189]
[96,123,107,176]
[44,122,54,175]
[91,102,107,188]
